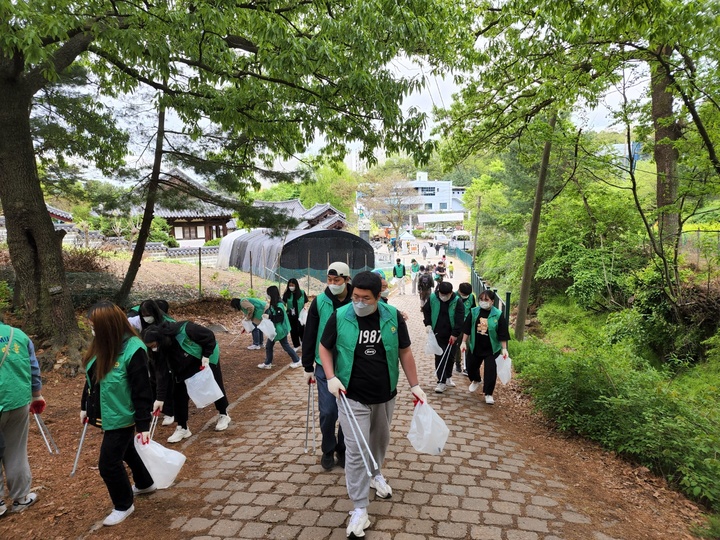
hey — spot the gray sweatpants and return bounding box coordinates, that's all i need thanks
[337,396,395,509]
[0,405,32,501]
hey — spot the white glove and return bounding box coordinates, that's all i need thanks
[410,385,427,404]
[262,313,270,319]
[502,348,509,358]
[138,431,150,445]
[201,356,210,368]
[152,400,164,415]
[303,370,315,384]
[425,325,432,334]
[327,376,346,398]
[80,410,87,424]
[460,342,467,354]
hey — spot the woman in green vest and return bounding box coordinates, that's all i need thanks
[258,285,302,369]
[282,278,308,350]
[142,320,230,443]
[230,296,267,349]
[459,289,510,405]
[81,301,154,527]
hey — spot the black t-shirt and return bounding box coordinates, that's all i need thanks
[321,309,411,405]
[462,309,511,356]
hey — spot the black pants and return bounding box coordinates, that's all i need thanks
[149,361,175,416]
[434,336,455,383]
[175,361,229,429]
[288,313,304,348]
[466,351,498,395]
[99,426,154,511]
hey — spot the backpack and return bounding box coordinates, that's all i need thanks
[418,274,434,291]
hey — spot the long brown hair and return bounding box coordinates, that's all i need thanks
[83,301,139,382]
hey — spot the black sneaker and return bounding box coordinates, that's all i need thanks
[336,451,345,468]
[321,452,336,470]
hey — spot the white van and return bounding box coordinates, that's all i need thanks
[430,233,449,247]
[450,231,473,251]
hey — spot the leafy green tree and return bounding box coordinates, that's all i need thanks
[0,0,472,353]
[299,163,359,217]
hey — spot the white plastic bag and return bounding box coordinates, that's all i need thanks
[241,320,255,333]
[257,318,276,340]
[390,277,399,286]
[496,353,512,385]
[424,331,443,356]
[134,436,186,489]
[298,307,308,326]
[407,401,450,455]
[185,367,224,408]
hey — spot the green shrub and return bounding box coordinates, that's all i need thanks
[0,280,10,312]
[62,247,110,273]
[203,238,221,247]
[514,337,720,510]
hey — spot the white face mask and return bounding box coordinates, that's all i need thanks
[380,290,390,298]
[143,316,155,324]
[289,286,296,292]
[151,346,158,352]
[479,300,493,310]
[459,294,469,300]
[328,283,346,295]
[352,301,377,317]
[439,293,452,302]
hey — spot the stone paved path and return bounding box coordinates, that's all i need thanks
[161,256,626,540]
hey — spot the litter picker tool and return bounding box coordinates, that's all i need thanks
[70,420,89,477]
[434,342,454,379]
[338,392,378,477]
[33,414,60,455]
[304,381,317,454]
[148,414,159,441]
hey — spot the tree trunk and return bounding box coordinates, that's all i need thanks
[0,81,81,354]
[114,101,166,306]
[514,113,557,341]
[651,45,681,248]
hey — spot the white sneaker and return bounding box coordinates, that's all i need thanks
[289,361,301,369]
[294,346,302,353]
[215,414,231,431]
[370,474,392,499]
[346,507,370,538]
[11,493,37,513]
[485,395,495,404]
[469,381,481,393]
[0,501,6,517]
[247,344,258,350]
[161,415,174,426]
[167,426,191,443]
[446,377,456,387]
[103,505,134,526]
[257,362,272,369]
[132,483,157,495]
[434,382,446,393]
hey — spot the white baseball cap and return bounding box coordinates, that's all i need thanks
[327,262,351,278]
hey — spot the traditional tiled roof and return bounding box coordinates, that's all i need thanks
[253,199,307,220]
[154,168,234,219]
[46,204,73,222]
[303,202,346,220]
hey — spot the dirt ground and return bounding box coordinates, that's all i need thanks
[0,259,709,539]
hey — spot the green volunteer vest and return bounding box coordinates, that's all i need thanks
[270,302,291,341]
[0,324,33,412]
[243,298,266,321]
[429,293,460,330]
[333,303,401,392]
[176,322,220,364]
[468,306,502,354]
[411,263,420,273]
[394,264,405,277]
[314,292,336,365]
[285,290,307,313]
[86,336,146,430]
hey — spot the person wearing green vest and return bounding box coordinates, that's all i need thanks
[454,283,476,376]
[258,286,302,369]
[0,320,45,517]
[80,301,154,526]
[142,320,230,442]
[128,299,177,427]
[230,296,267,349]
[422,280,465,394]
[391,258,407,295]
[301,261,353,471]
[318,271,426,539]
[282,278,309,351]
[410,258,420,294]
[459,289,510,405]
